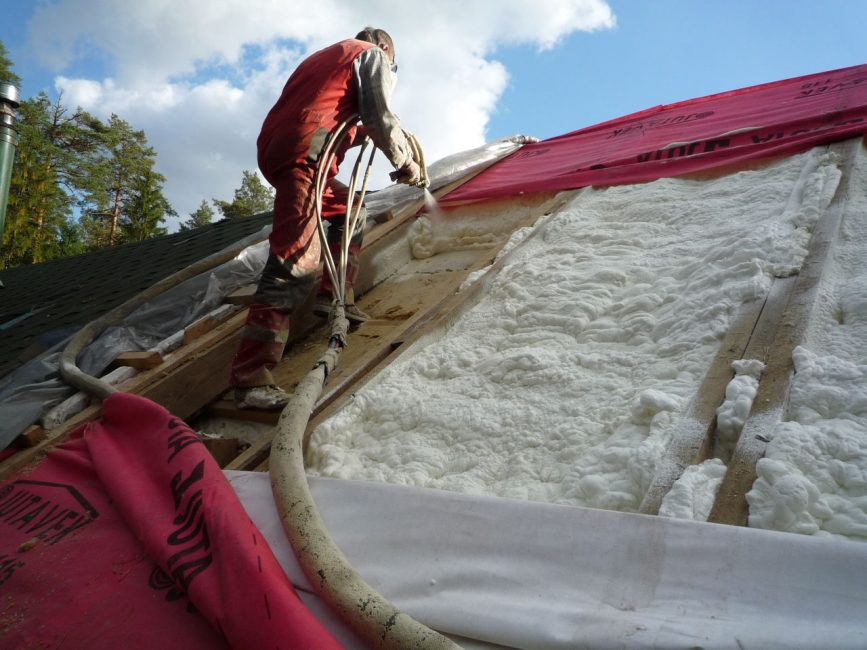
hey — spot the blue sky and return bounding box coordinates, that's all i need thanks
[488,1,867,140]
[2,1,866,230]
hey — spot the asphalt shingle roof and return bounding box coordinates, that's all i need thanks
[0,214,271,377]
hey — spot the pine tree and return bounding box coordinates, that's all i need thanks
[0,40,21,86]
[1,95,83,267]
[213,170,274,219]
[180,199,215,231]
[119,168,172,242]
[55,219,85,258]
[79,114,172,248]
[0,42,174,267]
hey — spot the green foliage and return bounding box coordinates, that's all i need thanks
[79,114,173,247]
[180,199,216,231]
[213,170,274,219]
[0,43,175,268]
[1,95,79,267]
[55,219,86,258]
[119,168,173,242]
[0,40,21,86]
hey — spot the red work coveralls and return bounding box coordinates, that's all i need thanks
[231,39,374,388]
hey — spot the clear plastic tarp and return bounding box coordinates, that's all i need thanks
[0,229,269,449]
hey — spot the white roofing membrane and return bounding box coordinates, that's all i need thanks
[231,139,867,648]
[231,472,867,649]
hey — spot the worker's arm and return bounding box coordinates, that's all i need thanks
[353,47,415,171]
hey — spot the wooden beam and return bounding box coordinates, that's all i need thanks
[637,294,767,515]
[225,192,577,471]
[708,140,857,526]
[16,425,47,448]
[202,437,242,468]
[225,284,257,306]
[113,350,164,370]
[0,310,249,481]
[142,317,246,420]
[181,307,238,341]
[182,315,217,345]
[637,274,799,515]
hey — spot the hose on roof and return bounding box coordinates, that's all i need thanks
[270,118,456,649]
[269,305,457,649]
[60,115,452,647]
[58,226,270,399]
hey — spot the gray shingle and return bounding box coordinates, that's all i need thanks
[0,213,271,377]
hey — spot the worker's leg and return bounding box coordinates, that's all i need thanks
[230,165,319,390]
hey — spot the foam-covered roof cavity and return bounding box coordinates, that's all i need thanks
[307,143,867,544]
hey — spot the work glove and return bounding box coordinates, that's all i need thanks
[390,160,425,187]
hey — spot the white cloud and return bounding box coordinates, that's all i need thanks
[28,0,615,231]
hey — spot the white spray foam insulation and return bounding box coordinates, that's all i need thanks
[306,143,867,539]
[713,358,765,462]
[746,143,867,540]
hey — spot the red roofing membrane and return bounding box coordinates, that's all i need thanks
[441,64,867,207]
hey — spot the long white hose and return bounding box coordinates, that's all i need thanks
[313,117,377,305]
[270,306,458,649]
[272,121,457,648]
[59,117,453,647]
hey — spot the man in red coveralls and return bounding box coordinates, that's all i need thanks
[231,27,424,409]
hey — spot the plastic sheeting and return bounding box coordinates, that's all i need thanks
[0,393,340,649]
[0,137,530,451]
[364,134,535,218]
[0,229,270,450]
[442,64,867,207]
[229,471,867,650]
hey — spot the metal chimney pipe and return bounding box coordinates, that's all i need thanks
[0,82,21,240]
